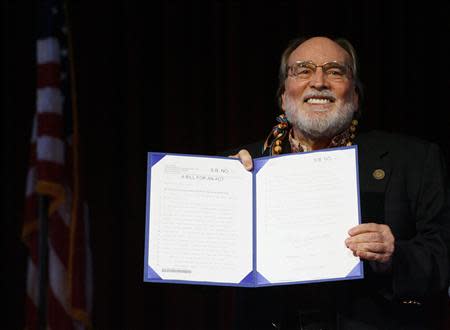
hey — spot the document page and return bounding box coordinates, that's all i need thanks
[256,148,360,284]
[147,155,253,284]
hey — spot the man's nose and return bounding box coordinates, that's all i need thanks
[309,69,328,89]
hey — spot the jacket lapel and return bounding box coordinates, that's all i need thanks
[355,133,392,193]
[355,133,392,223]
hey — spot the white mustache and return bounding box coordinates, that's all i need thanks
[302,90,337,101]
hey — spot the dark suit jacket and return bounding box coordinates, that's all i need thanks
[230,130,450,330]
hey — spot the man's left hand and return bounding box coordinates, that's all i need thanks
[345,223,395,264]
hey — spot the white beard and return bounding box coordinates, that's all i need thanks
[284,91,357,139]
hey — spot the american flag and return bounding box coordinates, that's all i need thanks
[22,0,93,329]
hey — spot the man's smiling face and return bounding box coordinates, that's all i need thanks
[281,37,359,139]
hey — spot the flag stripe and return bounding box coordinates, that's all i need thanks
[37,37,60,64]
[25,167,37,197]
[48,241,70,312]
[37,113,64,138]
[36,136,65,163]
[47,288,75,330]
[35,163,64,185]
[26,250,40,304]
[69,201,86,306]
[37,63,61,88]
[49,213,70,267]
[37,87,63,114]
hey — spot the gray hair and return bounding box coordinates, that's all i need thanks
[276,36,364,112]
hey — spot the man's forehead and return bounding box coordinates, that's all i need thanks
[289,37,350,64]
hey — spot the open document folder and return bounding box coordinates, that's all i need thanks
[143,146,363,287]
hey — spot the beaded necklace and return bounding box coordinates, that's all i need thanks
[263,114,358,156]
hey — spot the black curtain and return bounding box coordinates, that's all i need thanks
[3,1,450,329]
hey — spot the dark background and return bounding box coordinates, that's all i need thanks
[3,1,450,329]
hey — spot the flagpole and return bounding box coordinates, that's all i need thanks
[37,194,49,330]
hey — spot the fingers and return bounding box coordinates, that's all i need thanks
[346,242,386,253]
[346,222,395,264]
[347,241,394,263]
[229,149,253,171]
[348,224,394,243]
[346,231,384,244]
[346,224,394,246]
[353,250,392,264]
[348,223,384,236]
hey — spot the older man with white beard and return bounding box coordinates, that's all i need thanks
[281,37,358,147]
[229,36,450,330]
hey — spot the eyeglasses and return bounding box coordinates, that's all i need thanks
[287,61,352,81]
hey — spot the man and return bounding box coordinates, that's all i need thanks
[230,36,450,329]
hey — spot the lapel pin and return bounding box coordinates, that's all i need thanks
[372,169,385,180]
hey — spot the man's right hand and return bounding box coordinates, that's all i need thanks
[229,149,253,171]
